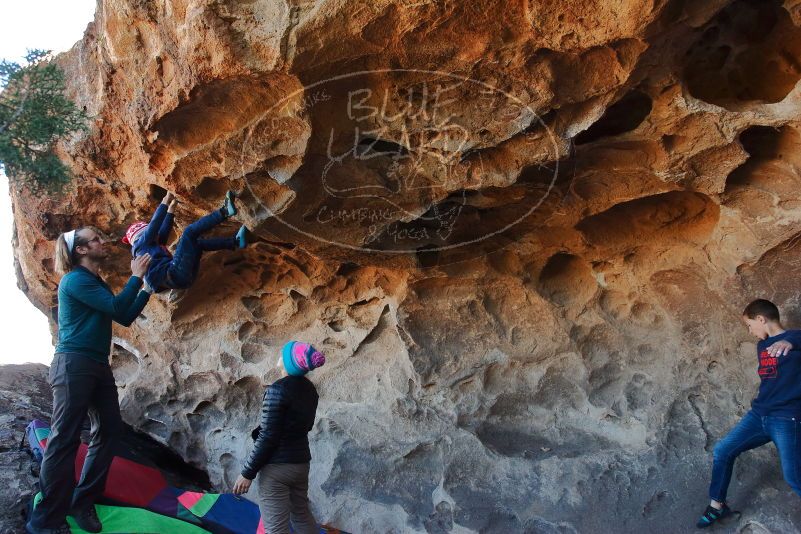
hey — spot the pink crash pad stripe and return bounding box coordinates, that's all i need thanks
[178,491,205,510]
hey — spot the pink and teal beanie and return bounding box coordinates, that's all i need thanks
[282,341,326,376]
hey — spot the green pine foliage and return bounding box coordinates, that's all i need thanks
[0,49,88,195]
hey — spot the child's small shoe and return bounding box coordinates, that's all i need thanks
[696,503,731,528]
[222,190,237,218]
[236,225,248,249]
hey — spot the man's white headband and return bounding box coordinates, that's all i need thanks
[64,230,76,253]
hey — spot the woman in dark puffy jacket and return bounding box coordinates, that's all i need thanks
[233,341,326,534]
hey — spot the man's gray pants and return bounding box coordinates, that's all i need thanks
[29,352,122,528]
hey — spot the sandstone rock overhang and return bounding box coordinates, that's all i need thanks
[8,0,801,532]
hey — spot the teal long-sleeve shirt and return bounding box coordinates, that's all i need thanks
[55,265,151,362]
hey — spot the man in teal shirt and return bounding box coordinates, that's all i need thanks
[55,265,149,360]
[27,226,152,534]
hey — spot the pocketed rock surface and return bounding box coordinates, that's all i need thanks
[9,0,801,531]
[0,365,50,534]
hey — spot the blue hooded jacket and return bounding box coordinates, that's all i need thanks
[131,203,174,291]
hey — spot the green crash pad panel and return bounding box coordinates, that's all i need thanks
[33,493,212,534]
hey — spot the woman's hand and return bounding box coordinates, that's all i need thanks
[167,199,178,213]
[232,474,252,495]
[161,191,174,205]
[132,253,151,278]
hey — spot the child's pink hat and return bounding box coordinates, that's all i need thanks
[122,222,147,245]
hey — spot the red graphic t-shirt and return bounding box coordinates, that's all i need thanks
[758,349,778,379]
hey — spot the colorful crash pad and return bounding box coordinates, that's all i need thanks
[149,487,263,534]
[75,443,169,508]
[31,419,348,534]
[33,492,212,534]
[25,419,49,462]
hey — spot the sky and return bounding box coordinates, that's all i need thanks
[0,0,97,364]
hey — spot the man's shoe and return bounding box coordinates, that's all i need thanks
[696,503,732,528]
[70,505,102,533]
[25,521,72,534]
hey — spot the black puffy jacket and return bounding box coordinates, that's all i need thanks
[241,375,319,479]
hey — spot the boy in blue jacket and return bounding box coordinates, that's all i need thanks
[696,299,801,528]
[123,190,247,293]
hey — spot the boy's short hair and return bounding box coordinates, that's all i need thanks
[743,299,780,322]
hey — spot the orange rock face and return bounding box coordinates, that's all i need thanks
[10,0,801,531]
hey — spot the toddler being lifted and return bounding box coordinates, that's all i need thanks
[123,190,247,293]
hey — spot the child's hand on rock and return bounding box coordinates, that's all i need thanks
[161,191,174,205]
[167,199,178,213]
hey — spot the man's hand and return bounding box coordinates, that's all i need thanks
[161,191,174,205]
[767,339,794,357]
[132,253,151,278]
[167,199,178,213]
[232,474,252,495]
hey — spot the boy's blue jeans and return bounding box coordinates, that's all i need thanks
[709,410,801,502]
[167,210,235,289]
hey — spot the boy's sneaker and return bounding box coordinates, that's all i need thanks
[236,225,248,249]
[222,190,237,218]
[696,503,731,528]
